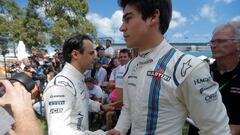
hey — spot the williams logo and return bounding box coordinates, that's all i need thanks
[147,69,171,81]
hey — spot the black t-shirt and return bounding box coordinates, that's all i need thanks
[210,62,240,124]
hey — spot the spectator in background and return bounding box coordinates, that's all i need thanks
[97,46,111,66]
[105,39,115,59]
[189,21,240,135]
[105,49,132,132]
[85,59,108,87]
[111,48,131,108]
[210,21,240,135]
[114,49,120,59]
[106,57,120,82]
[96,39,105,52]
[85,77,103,103]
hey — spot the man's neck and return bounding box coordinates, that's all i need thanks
[71,62,85,75]
[138,32,164,52]
[216,57,239,74]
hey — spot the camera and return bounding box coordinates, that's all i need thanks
[0,72,36,97]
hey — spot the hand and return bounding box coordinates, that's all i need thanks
[102,103,115,111]
[0,80,32,113]
[106,129,121,135]
[108,101,123,109]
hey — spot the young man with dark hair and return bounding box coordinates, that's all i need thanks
[44,33,113,135]
[107,0,230,135]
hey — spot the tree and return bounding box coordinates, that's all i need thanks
[1,0,97,51]
[20,2,48,49]
[39,0,97,47]
[0,0,23,56]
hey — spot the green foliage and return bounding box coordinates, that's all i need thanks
[0,0,97,51]
[22,7,48,49]
[42,0,97,46]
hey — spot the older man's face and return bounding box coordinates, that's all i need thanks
[210,26,239,59]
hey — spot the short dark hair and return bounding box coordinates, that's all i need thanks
[85,77,95,84]
[118,0,172,35]
[120,48,131,57]
[106,39,112,44]
[62,33,92,63]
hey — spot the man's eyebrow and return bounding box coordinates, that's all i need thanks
[123,12,133,20]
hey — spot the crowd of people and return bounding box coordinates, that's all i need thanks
[0,0,240,135]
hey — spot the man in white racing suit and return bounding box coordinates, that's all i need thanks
[44,33,112,135]
[107,0,230,135]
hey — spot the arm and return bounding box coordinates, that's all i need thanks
[0,80,41,135]
[178,63,230,135]
[109,79,131,135]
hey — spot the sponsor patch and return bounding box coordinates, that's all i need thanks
[181,59,192,77]
[230,87,240,94]
[50,108,63,114]
[49,100,65,106]
[147,69,171,81]
[139,50,152,57]
[205,92,218,103]
[128,83,136,87]
[50,95,65,98]
[138,59,153,66]
[193,77,212,85]
[200,84,216,94]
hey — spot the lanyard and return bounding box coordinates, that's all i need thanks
[218,74,238,91]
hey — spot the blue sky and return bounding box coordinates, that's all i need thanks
[17,0,240,43]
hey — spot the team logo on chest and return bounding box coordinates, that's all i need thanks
[147,69,171,81]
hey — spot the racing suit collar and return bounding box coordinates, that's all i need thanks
[138,38,170,60]
[64,62,85,80]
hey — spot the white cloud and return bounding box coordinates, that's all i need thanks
[200,4,216,23]
[172,31,189,39]
[232,16,240,22]
[214,0,235,4]
[169,10,187,29]
[172,33,184,38]
[86,10,123,43]
[193,15,200,22]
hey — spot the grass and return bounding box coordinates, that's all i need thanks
[183,123,189,135]
[38,117,48,134]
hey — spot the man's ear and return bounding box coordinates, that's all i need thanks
[146,9,160,26]
[70,50,80,60]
